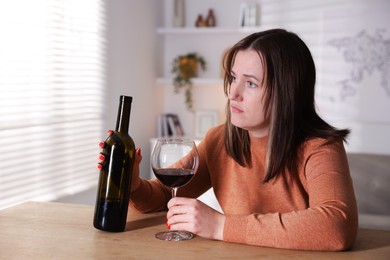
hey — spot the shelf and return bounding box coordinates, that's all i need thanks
[156,77,223,85]
[157,26,263,35]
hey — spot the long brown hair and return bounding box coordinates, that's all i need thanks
[223,29,350,183]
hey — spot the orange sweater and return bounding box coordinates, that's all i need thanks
[130,125,358,251]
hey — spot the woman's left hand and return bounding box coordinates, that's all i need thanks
[166,197,225,240]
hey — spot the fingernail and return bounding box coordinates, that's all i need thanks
[98,141,105,148]
[168,225,171,230]
[136,148,141,155]
[98,153,105,161]
[97,164,103,170]
[107,130,113,136]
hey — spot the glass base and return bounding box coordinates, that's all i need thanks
[155,230,194,241]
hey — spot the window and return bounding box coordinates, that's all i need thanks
[0,0,106,209]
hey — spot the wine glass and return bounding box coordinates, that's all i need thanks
[151,138,199,241]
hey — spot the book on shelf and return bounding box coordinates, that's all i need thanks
[157,113,184,137]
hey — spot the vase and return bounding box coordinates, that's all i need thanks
[179,57,198,78]
[173,0,185,27]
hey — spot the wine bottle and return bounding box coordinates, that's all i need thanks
[93,95,136,232]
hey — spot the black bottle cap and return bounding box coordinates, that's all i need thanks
[120,95,133,103]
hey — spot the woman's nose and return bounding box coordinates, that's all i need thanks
[229,83,243,101]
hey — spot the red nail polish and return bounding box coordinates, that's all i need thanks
[168,225,171,230]
[98,154,105,161]
[107,130,113,136]
[98,141,105,148]
[97,164,103,170]
[137,148,141,155]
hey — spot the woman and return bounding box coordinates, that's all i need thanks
[99,29,358,251]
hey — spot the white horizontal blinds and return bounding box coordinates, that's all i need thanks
[0,0,106,209]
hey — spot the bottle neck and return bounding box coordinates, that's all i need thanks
[115,95,132,133]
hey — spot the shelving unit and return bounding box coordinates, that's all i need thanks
[156,0,262,138]
[156,28,260,82]
[156,0,262,83]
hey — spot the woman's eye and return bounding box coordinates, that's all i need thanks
[231,75,237,82]
[246,81,257,88]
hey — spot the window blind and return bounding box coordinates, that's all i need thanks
[0,0,106,209]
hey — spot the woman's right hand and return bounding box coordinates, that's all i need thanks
[97,130,142,192]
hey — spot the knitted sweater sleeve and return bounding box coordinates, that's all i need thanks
[223,140,358,251]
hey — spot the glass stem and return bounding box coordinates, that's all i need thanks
[172,187,178,198]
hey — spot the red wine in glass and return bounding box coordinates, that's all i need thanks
[151,138,199,241]
[153,168,195,188]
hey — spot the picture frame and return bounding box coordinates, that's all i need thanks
[194,110,218,138]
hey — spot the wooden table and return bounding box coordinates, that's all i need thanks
[1,202,389,259]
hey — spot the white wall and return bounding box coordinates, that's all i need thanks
[104,0,390,182]
[105,0,161,178]
[159,0,390,155]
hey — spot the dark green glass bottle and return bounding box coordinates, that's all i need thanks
[93,95,135,232]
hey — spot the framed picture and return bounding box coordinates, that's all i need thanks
[194,110,218,138]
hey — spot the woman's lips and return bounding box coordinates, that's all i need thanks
[230,104,243,113]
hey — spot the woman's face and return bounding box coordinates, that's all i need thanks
[228,49,270,137]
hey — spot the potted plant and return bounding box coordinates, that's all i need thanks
[171,52,206,111]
